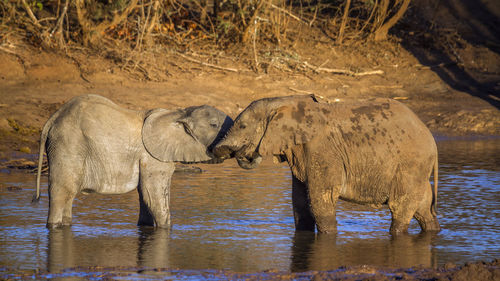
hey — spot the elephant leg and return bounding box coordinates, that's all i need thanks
[47,179,77,228]
[46,152,82,228]
[307,181,339,233]
[388,185,420,234]
[413,182,440,232]
[138,159,174,228]
[292,175,315,231]
[137,188,155,226]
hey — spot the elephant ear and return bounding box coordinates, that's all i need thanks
[142,109,212,162]
[259,104,323,156]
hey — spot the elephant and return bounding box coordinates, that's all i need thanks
[33,94,233,229]
[214,95,440,234]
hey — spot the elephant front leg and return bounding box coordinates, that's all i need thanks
[308,181,339,234]
[138,160,174,228]
[292,175,316,231]
[137,189,155,226]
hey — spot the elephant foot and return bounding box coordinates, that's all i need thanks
[418,219,441,232]
[46,222,71,229]
[389,220,409,234]
[315,216,337,234]
[154,221,172,229]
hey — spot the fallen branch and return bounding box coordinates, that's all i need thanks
[177,53,241,72]
[0,46,19,56]
[270,4,308,25]
[303,61,384,76]
[289,87,314,95]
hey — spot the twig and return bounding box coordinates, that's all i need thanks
[177,53,241,72]
[270,4,308,25]
[371,85,403,89]
[415,62,459,70]
[0,46,18,56]
[303,61,384,76]
[50,0,69,48]
[337,0,352,44]
[21,0,42,27]
[289,87,313,95]
[252,18,259,72]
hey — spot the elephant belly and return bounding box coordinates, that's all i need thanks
[81,155,140,195]
[339,178,390,206]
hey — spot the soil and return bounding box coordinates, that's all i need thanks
[0,0,499,279]
[4,259,500,280]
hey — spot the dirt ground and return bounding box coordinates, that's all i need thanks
[0,0,499,279]
[1,37,499,157]
[4,259,500,280]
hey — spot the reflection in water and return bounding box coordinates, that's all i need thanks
[0,138,499,275]
[291,232,438,271]
[47,227,171,272]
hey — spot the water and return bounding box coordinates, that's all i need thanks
[0,138,499,277]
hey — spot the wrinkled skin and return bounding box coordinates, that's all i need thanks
[215,95,440,234]
[34,94,233,229]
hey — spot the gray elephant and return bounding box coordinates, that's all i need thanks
[214,95,440,234]
[33,94,233,229]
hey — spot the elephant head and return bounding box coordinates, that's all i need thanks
[143,105,234,163]
[214,95,320,169]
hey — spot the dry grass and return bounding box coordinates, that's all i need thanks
[0,0,411,78]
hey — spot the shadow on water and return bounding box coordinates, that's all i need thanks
[0,138,499,278]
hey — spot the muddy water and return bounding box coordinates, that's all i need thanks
[0,139,499,276]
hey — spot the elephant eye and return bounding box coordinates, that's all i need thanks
[210,122,218,128]
[239,123,247,129]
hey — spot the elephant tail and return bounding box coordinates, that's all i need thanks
[431,154,438,216]
[33,109,59,203]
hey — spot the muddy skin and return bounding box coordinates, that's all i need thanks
[215,96,441,234]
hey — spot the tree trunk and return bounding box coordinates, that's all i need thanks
[337,0,352,44]
[373,0,411,41]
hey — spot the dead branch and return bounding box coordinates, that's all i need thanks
[242,0,267,43]
[289,87,314,95]
[177,53,241,72]
[252,18,259,72]
[374,0,411,41]
[303,61,384,76]
[75,0,139,45]
[50,0,69,48]
[337,0,352,44]
[21,0,41,27]
[270,3,308,25]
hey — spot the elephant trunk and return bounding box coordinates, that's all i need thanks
[214,144,263,169]
[236,154,262,170]
[213,145,235,160]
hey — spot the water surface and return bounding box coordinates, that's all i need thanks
[0,138,498,277]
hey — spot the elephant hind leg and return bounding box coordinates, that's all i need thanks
[388,192,419,234]
[414,182,440,232]
[47,184,77,228]
[388,207,415,234]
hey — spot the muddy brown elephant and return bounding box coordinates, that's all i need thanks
[214,95,440,234]
[34,94,233,229]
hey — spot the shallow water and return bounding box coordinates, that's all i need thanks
[0,139,499,276]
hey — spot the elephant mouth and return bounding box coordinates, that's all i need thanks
[213,144,262,169]
[236,152,262,170]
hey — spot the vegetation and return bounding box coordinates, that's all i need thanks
[0,0,412,72]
